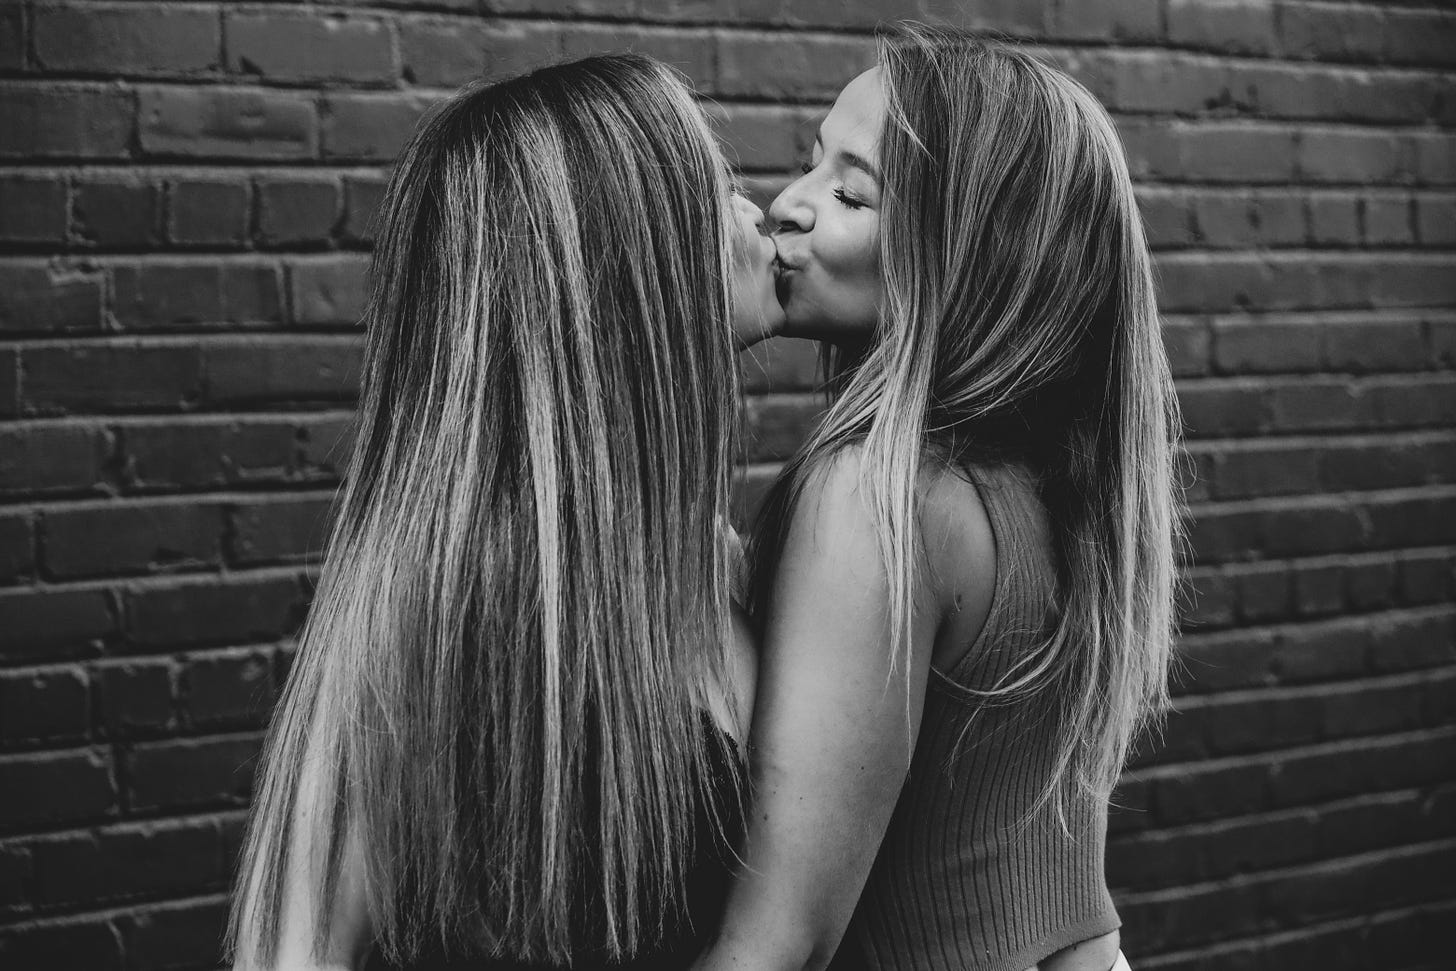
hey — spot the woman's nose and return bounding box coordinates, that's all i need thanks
[768,176,812,234]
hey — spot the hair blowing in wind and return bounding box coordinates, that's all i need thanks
[228,55,741,967]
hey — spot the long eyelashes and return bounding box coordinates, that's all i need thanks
[796,158,867,210]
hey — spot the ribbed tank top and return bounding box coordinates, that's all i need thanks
[831,461,1119,971]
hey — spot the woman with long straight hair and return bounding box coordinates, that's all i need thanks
[692,24,1182,971]
[227,53,782,970]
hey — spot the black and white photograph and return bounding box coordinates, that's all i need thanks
[0,1,1452,969]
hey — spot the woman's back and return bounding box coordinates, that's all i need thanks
[832,461,1119,971]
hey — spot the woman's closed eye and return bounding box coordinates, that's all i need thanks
[833,188,868,210]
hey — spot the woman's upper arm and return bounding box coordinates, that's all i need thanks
[698,453,942,970]
[237,738,374,970]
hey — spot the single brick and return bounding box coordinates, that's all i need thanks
[1160,318,1211,377]
[1177,380,1269,437]
[400,18,561,87]
[118,896,231,971]
[138,86,317,160]
[1176,123,1300,183]
[1299,129,1412,184]
[0,748,118,827]
[708,103,819,173]
[0,3,21,70]
[256,176,340,247]
[0,422,106,497]
[20,341,204,414]
[1168,0,1277,55]
[1212,319,1321,373]
[1292,560,1345,617]
[715,31,874,102]
[1309,191,1361,246]
[1415,193,1456,246]
[1363,194,1415,245]
[42,499,224,580]
[111,261,283,329]
[0,175,67,244]
[33,2,221,75]
[0,86,134,159]
[181,649,277,728]
[0,262,105,333]
[1384,8,1456,68]
[1050,0,1160,41]
[0,667,89,744]
[297,412,356,479]
[1192,191,1305,248]
[1278,1,1386,62]
[0,916,123,971]
[0,347,21,418]
[166,177,251,247]
[289,256,368,326]
[1135,188,1192,249]
[203,335,363,405]
[0,587,117,662]
[120,416,301,490]
[320,92,434,161]
[1211,442,1322,498]
[96,659,175,736]
[72,176,163,247]
[1323,319,1426,372]
[124,572,303,649]
[229,494,334,566]
[27,818,223,909]
[125,734,261,811]
[0,511,33,584]
[1412,132,1456,185]
[226,9,395,84]
[340,174,387,244]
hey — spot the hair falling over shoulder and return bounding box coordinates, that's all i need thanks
[748,22,1187,825]
[227,55,741,968]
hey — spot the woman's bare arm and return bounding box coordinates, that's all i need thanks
[692,452,944,971]
[234,738,374,970]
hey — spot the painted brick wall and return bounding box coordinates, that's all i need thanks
[0,1,1452,968]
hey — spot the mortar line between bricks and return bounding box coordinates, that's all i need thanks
[1121,723,1456,783]
[1186,428,1456,450]
[1116,834,1456,903]
[0,563,307,596]
[1186,481,1456,514]
[1170,664,1456,710]
[1127,897,1456,966]
[0,408,358,430]
[0,891,231,933]
[1107,785,1451,846]
[7,73,1456,132]
[1177,599,1456,642]
[16,0,1456,72]
[0,807,250,843]
[0,729,263,765]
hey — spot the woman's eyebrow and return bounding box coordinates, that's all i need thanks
[813,130,881,183]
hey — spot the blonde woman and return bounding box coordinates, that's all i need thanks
[227,55,782,970]
[694,25,1181,971]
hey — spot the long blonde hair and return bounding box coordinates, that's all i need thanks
[229,55,740,966]
[749,24,1184,820]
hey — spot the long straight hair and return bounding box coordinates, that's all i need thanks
[749,24,1184,820]
[228,54,741,967]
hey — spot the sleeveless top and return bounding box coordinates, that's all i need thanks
[831,461,1119,971]
[367,718,745,971]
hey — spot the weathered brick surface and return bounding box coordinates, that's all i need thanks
[1,1,1452,968]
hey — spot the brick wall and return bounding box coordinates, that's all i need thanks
[0,1,1452,968]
